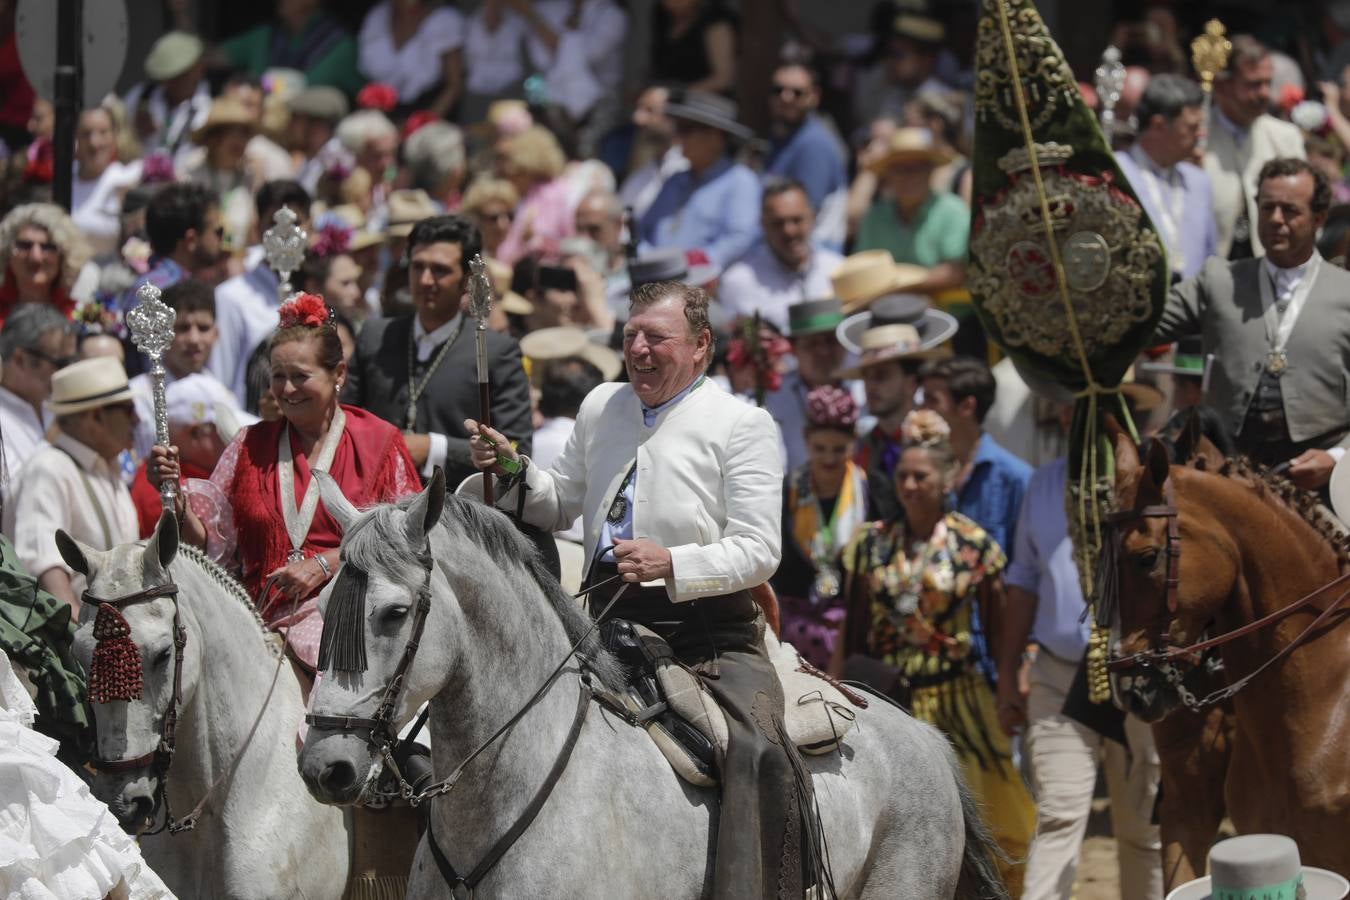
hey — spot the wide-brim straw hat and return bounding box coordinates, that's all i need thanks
[386,189,440,238]
[831,250,930,313]
[190,97,259,144]
[665,90,754,141]
[145,31,204,82]
[1165,835,1348,900]
[867,126,956,174]
[837,291,958,357]
[321,204,385,252]
[519,326,622,381]
[49,357,135,416]
[835,323,953,378]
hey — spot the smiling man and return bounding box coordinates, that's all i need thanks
[1158,157,1350,488]
[465,281,811,900]
[345,214,531,487]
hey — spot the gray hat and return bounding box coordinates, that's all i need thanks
[1166,834,1349,900]
[145,31,204,82]
[628,249,688,287]
[665,90,754,141]
[289,86,350,123]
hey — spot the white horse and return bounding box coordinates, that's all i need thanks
[64,513,351,899]
[299,472,1006,899]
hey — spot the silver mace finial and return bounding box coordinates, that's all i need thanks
[262,205,308,301]
[126,281,178,510]
[1094,45,1127,136]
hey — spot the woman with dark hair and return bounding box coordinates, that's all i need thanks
[151,293,418,670]
[650,0,736,94]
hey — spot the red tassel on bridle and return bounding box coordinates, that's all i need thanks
[89,603,143,703]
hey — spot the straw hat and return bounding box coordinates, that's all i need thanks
[288,86,349,123]
[835,293,957,377]
[145,31,204,82]
[831,250,929,313]
[385,189,440,238]
[519,326,622,381]
[1166,835,1348,900]
[190,97,258,144]
[484,256,533,317]
[867,127,956,174]
[49,358,135,416]
[323,204,385,252]
[892,13,945,46]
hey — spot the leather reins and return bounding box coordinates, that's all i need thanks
[1104,480,1350,710]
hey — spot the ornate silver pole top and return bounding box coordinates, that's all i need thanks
[126,282,178,509]
[1094,45,1126,132]
[467,254,493,324]
[262,205,307,300]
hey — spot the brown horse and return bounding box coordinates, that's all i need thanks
[1106,432,1350,872]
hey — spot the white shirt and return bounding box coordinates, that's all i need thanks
[1260,251,1320,350]
[618,145,688,222]
[525,0,628,119]
[123,79,212,167]
[717,242,844,333]
[4,432,139,595]
[465,6,529,96]
[359,2,466,103]
[0,385,51,502]
[207,265,282,405]
[532,415,582,542]
[71,160,143,257]
[411,314,464,476]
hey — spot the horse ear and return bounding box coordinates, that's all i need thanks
[1145,437,1171,490]
[56,530,91,576]
[1115,430,1141,473]
[404,467,446,545]
[1190,434,1226,472]
[145,510,179,573]
[315,470,358,533]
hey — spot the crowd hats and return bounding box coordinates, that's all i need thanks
[165,374,260,441]
[664,90,754,141]
[49,358,135,416]
[1165,834,1348,900]
[835,293,958,378]
[484,257,534,317]
[288,86,350,124]
[519,326,623,381]
[323,204,385,253]
[786,298,845,338]
[831,250,928,313]
[892,13,946,47]
[385,189,440,238]
[190,97,258,144]
[144,31,204,82]
[867,127,955,174]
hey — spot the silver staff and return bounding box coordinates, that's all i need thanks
[127,282,178,510]
[467,254,495,505]
[262,205,307,302]
[1094,45,1126,138]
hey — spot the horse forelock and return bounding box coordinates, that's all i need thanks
[338,493,623,691]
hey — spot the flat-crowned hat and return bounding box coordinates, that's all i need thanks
[288,86,349,123]
[519,326,623,381]
[786,298,845,337]
[893,13,945,46]
[629,249,688,287]
[1165,834,1348,900]
[837,292,958,356]
[386,189,440,238]
[485,256,534,317]
[831,250,929,313]
[665,90,754,141]
[49,357,135,416]
[166,374,260,437]
[145,31,204,82]
[190,97,258,144]
[867,126,956,174]
[324,204,385,252]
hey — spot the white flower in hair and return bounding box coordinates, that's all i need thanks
[901,409,951,448]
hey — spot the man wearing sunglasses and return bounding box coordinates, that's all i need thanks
[0,304,76,496]
[5,358,140,613]
[764,61,847,251]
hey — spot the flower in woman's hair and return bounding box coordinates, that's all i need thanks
[356,83,398,112]
[401,110,439,140]
[805,384,859,430]
[120,236,152,274]
[310,220,351,258]
[901,409,951,448]
[141,152,176,184]
[278,293,332,328]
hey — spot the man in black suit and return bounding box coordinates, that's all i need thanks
[345,216,532,487]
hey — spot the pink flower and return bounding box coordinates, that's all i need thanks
[357,83,398,112]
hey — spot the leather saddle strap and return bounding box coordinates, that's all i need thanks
[427,679,590,892]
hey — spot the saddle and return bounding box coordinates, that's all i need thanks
[597,619,865,787]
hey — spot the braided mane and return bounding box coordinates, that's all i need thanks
[1202,456,1350,567]
[174,543,284,659]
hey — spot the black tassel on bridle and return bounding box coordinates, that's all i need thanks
[318,564,369,672]
[1092,524,1121,631]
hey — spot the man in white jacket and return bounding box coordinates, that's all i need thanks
[466,281,807,899]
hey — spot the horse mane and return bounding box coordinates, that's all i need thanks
[1205,456,1350,567]
[172,543,284,659]
[340,492,624,690]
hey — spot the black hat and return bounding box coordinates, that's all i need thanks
[665,90,754,141]
[629,249,688,287]
[837,293,959,355]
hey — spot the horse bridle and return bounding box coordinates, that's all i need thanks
[82,582,186,834]
[1103,480,1350,710]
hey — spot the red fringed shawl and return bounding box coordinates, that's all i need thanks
[228,405,416,618]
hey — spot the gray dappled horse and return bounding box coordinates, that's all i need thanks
[65,514,351,899]
[299,471,1006,899]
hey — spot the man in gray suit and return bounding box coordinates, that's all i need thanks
[1157,158,1350,489]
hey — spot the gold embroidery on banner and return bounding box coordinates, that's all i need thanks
[974,0,1077,132]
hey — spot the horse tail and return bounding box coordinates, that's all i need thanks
[953,769,1011,900]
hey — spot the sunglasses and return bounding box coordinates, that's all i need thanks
[772,84,808,99]
[26,348,73,368]
[13,238,59,255]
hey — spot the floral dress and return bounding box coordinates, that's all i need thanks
[841,511,1034,895]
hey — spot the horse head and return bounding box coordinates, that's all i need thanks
[1108,432,1237,722]
[299,468,453,805]
[67,511,196,831]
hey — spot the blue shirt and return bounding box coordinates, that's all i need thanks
[765,115,847,219]
[598,376,705,561]
[954,432,1031,555]
[638,157,762,269]
[119,256,186,312]
[1004,458,1091,662]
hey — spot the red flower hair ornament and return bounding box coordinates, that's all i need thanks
[278,293,332,329]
